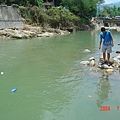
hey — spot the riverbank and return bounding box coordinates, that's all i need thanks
[0,23,120,40]
[95,24,120,32]
[0,24,70,39]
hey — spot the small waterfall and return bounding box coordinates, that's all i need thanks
[0,5,23,29]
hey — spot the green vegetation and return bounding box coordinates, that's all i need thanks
[61,0,98,24]
[1,0,110,29]
[99,5,120,18]
[0,0,44,7]
[19,6,80,29]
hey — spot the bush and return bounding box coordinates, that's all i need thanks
[19,6,80,29]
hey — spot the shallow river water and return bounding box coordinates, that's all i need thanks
[0,30,120,120]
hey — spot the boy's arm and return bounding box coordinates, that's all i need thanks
[109,31,114,47]
[111,36,114,47]
[99,39,102,49]
[99,34,102,49]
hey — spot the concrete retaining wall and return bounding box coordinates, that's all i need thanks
[0,5,23,29]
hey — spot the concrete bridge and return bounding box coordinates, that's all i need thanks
[103,19,120,27]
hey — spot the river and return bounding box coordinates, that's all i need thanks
[0,30,120,120]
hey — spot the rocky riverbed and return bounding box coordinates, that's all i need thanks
[80,55,120,76]
[0,24,70,39]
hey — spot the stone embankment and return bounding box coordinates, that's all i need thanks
[91,19,120,32]
[0,24,70,39]
[104,26,120,32]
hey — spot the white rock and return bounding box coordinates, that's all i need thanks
[1,72,4,75]
[116,55,120,60]
[106,69,114,75]
[89,60,95,66]
[103,64,113,69]
[83,49,91,53]
[98,64,101,68]
[80,61,90,65]
[113,57,120,67]
[88,95,92,97]
[89,57,95,61]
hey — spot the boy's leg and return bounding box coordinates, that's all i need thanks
[103,53,106,61]
[107,46,112,62]
[102,45,106,61]
[107,53,110,61]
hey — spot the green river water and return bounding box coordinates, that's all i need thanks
[0,30,120,120]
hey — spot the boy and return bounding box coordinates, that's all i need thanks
[99,27,114,63]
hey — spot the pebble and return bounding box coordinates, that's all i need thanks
[1,72,4,75]
[88,95,92,97]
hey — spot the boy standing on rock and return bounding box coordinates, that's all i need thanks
[99,27,114,63]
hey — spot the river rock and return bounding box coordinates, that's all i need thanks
[106,69,114,75]
[116,51,120,54]
[9,32,23,39]
[112,56,120,66]
[89,60,95,66]
[89,57,95,66]
[89,57,95,61]
[0,24,70,39]
[80,61,90,66]
[37,32,54,37]
[80,57,95,66]
[98,63,113,69]
[83,49,91,53]
[21,30,36,37]
[0,30,7,36]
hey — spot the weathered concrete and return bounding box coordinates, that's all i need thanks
[0,5,23,29]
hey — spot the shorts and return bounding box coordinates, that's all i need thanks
[102,45,112,53]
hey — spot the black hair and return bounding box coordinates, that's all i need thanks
[101,27,105,32]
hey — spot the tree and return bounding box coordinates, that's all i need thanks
[118,7,120,15]
[0,0,44,7]
[61,0,98,20]
[113,5,118,16]
[97,0,105,16]
[99,5,120,18]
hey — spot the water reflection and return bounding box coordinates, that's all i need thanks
[96,71,111,107]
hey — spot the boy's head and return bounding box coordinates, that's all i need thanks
[101,27,106,32]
